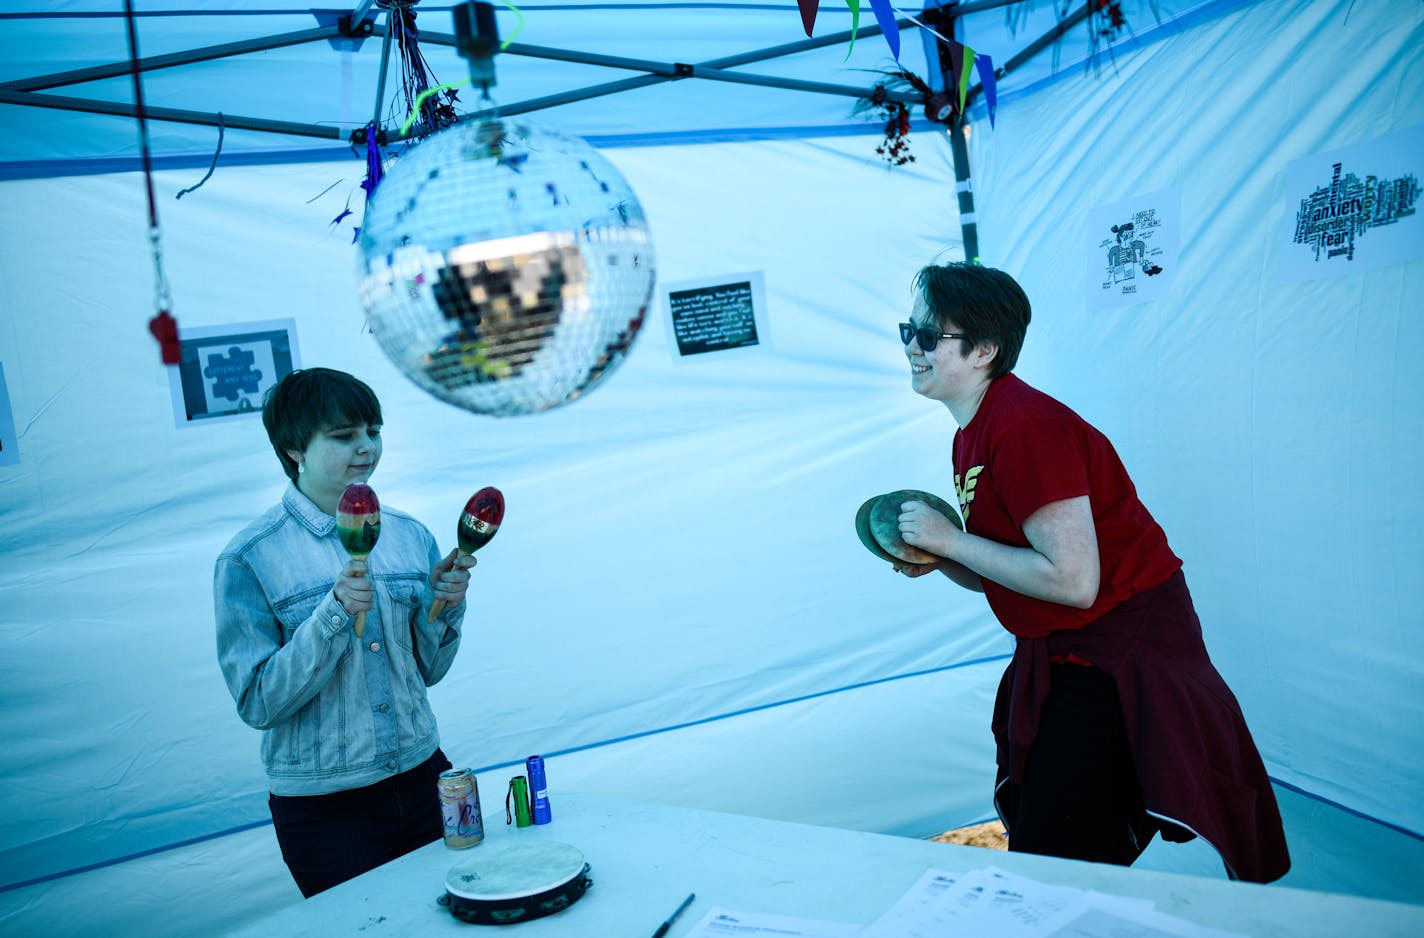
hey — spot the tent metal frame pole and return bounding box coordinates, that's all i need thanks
[0,27,343,94]
[920,2,980,264]
[349,0,382,29]
[369,8,397,131]
[0,14,922,146]
[492,18,911,72]
[409,17,925,135]
[382,17,924,141]
[920,0,1094,263]
[953,0,1035,14]
[947,123,979,264]
[0,89,345,140]
[496,40,926,103]
[0,3,1078,151]
[964,1,1094,108]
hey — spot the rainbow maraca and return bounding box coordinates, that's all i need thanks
[428,486,504,623]
[336,482,381,638]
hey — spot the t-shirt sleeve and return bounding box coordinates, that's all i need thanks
[989,415,1091,527]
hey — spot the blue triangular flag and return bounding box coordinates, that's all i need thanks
[868,0,899,60]
[975,53,997,128]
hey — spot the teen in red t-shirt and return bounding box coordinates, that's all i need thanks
[892,262,1289,882]
[952,372,1181,638]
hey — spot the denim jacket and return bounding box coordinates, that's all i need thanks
[215,484,465,796]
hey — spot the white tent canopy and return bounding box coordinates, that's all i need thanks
[1,2,1421,935]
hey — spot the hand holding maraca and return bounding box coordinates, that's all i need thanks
[334,558,375,619]
[429,549,477,616]
[337,483,381,637]
[428,486,504,623]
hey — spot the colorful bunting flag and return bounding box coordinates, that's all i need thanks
[945,41,964,109]
[797,0,818,37]
[955,42,976,116]
[793,2,995,127]
[868,0,899,60]
[842,0,860,59]
[975,53,998,127]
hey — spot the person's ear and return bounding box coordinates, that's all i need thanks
[974,341,1000,371]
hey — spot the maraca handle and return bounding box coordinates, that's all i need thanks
[345,556,370,637]
[427,546,475,623]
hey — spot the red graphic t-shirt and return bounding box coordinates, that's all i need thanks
[952,374,1181,638]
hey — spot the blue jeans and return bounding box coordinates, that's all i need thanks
[269,749,452,896]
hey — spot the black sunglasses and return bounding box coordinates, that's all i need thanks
[899,322,969,352]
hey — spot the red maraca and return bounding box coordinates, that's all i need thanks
[428,486,504,623]
[336,482,381,638]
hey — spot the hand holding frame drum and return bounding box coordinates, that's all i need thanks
[860,489,962,564]
[336,483,381,638]
[429,486,505,622]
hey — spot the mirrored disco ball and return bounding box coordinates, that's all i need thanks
[357,120,655,417]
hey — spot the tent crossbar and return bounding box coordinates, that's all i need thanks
[0,12,928,146]
[500,41,686,75]
[0,89,344,140]
[401,19,921,139]
[998,0,1093,79]
[954,0,1035,14]
[964,0,1093,107]
[688,17,909,69]
[441,74,672,136]
[0,26,343,94]
[682,67,921,103]
[492,40,921,105]
[416,18,911,73]
[348,0,382,27]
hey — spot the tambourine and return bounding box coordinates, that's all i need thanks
[438,840,592,925]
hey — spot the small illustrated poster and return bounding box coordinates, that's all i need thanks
[1086,187,1181,311]
[1278,126,1423,284]
[663,271,769,362]
[167,319,300,428]
[0,361,19,467]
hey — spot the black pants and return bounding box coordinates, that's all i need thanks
[1004,664,1150,865]
[269,749,452,897]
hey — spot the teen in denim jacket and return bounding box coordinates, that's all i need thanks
[215,368,476,897]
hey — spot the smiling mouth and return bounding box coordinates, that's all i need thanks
[910,363,932,375]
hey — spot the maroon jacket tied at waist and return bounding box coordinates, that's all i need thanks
[991,570,1291,883]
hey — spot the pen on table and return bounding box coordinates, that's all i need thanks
[651,891,695,938]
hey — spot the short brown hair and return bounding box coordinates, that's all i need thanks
[913,263,1031,380]
[261,368,383,482]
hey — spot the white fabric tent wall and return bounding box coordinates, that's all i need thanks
[2,1,1423,934]
[0,131,1007,935]
[963,0,1424,902]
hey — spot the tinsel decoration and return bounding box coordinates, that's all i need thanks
[343,3,463,241]
[1002,1,1158,76]
[352,123,385,243]
[390,4,462,136]
[859,83,914,167]
[1092,0,1129,39]
[1083,0,1162,74]
[854,69,943,167]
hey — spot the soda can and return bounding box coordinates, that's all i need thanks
[525,755,552,825]
[437,768,485,848]
[506,775,532,827]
